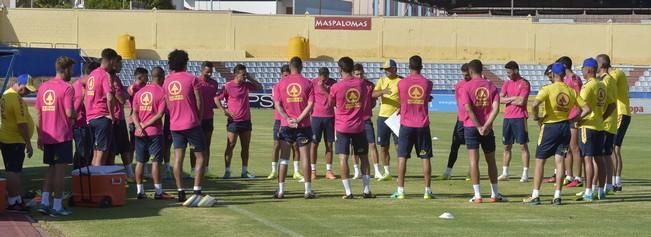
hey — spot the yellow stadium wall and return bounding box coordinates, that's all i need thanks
[2,9,651,64]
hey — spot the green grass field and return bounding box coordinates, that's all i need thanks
[10,110,651,237]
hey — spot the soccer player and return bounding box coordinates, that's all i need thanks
[268,65,302,180]
[523,63,589,205]
[108,56,135,180]
[311,67,337,180]
[152,67,173,178]
[163,49,206,204]
[72,61,99,169]
[216,64,262,179]
[191,62,218,176]
[132,66,173,200]
[272,57,316,199]
[127,68,149,177]
[436,63,470,180]
[498,61,531,183]
[0,74,35,211]
[461,59,506,203]
[576,58,615,202]
[390,55,434,200]
[328,57,374,199]
[353,64,382,179]
[36,57,76,216]
[555,56,584,187]
[597,55,618,194]
[85,48,118,166]
[597,54,630,192]
[372,59,402,181]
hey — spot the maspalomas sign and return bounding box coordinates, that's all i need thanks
[314,16,372,31]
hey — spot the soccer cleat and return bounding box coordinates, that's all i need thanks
[266,171,278,180]
[373,172,383,179]
[36,204,50,215]
[576,193,593,202]
[362,192,376,199]
[49,208,72,217]
[465,176,471,181]
[304,191,317,199]
[272,191,284,199]
[497,174,509,181]
[520,177,529,183]
[241,172,256,179]
[342,194,354,199]
[177,190,187,202]
[424,192,435,200]
[197,195,217,207]
[183,194,202,207]
[292,172,304,180]
[575,191,584,197]
[552,198,562,205]
[136,193,147,200]
[597,191,607,200]
[390,192,405,200]
[566,179,582,188]
[468,197,482,204]
[543,176,556,183]
[155,192,174,200]
[378,174,393,181]
[325,171,337,180]
[490,194,509,203]
[433,175,451,181]
[311,171,317,180]
[522,196,541,205]
[614,185,623,192]
[222,171,231,179]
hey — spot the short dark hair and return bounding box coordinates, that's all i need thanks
[84,61,100,75]
[353,63,364,72]
[556,56,572,69]
[337,57,354,74]
[134,67,148,76]
[468,59,483,74]
[152,66,165,77]
[504,61,519,70]
[597,54,611,68]
[409,55,423,71]
[544,64,553,76]
[168,49,189,72]
[289,57,303,72]
[55,56,75,73]
[280,64,290,74]
[318,67,330,76]
[101,48,118,61]
[202,61,214,69]
[461,63,469,73]
[233,64,246,73]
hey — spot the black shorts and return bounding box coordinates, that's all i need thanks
[536,121,570,159]
[579,128,604,157]
[603,132,616,156]
[202,119,214,132]
[335,132,369,155]
[452,120,465,145]
[73,126,92,161]
[364,120,376,145]
[279,127,312,147]
[398,125,433,159]
[502,118,529,145]
[311,117,335,144]
[464,127,496,153]
[614,115,631,147]
[111,120,130,154]
[135,135,163,163]
[43,141,73,165]
[376,116,398,146]
[227,120,252,134]
[273,120,281,141]
[0,143,25,172]
[171,126,206,151]
[88,117,112,151]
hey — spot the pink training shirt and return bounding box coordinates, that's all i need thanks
[501,77,530,119]
[460,77,500,128]
[273,74,314,128]
[329,76,366,133]
[564,74,583,120]
[126,82,145,124]
[111,76,126,120]
[454,79,468,122]
[36,77,74,144]
[311,77,336,118]
[133,84,166,137]
[272,83,282,120]
[84,67,113,122]
[164,71,201,131]
[72,78,86,127]
[216,80,256,122]
[362,79,375,121]
[398,73,433,128]
[199,78,219,120]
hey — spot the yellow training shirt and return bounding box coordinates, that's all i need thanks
[0,88,34,144]
[374,75,401,117]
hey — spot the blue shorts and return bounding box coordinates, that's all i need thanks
[88,117,112,151]
[335,132,369,155]
[579,128,604,157]
[398,125,433,159]
[279,127,312,147]
[464,127,496,153]
[135,135,163,163]
[0,143,25,172]
[451,120,465,145]
[614,115,631,147]
[43,141,73,165]
[603,132,615,156]
[227,120,252,134]
[364,120,376,145]
[111,119,130,154]
[376,116,398,146]
[73,126,92,162]
[502,118,529,145]
[273,120,281,141]
[311,117,335,144]
[535,121,570,159]
[171,126,206,151]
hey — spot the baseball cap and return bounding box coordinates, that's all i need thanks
[382,59,397,69]
[17,74,36,92]
[551,63,565,75]
[582,58,598,68]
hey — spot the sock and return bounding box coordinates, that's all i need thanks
[293,161,300,173]
[271,162,278,172]
[326,164,332,171]
[384,165,390,174]
[585,188,592,196]
[278,182,285,194]
[532,189,540,198]
[304,182,312,193]
[154,184,163,195]
[193,186,202,195]
[53,198,63,211]
[522,168,529,178]
[137,184,145,194]
[177,188,184,192]
[242,166,248,174]
[444,167,453,177]
[425,187,432,194]
[397,186,404,194]
[311,164,316,171]
[490,183,499,198]
[615,176,621,186]
[353,165,360,176]
[225,167,231,173]
[342,179,352,196]
[554,190,561,199]
[592,185,597,191]
[362,175,370,193]
[502,166,509,176]
[41,192,50,207]
[374,164,381,175]
[472,184,481,198]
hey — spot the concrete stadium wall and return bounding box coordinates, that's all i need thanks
[2,9,651,64]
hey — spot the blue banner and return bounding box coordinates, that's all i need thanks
[428,94,458,112]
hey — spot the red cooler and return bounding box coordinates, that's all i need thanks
[70,166,127,208]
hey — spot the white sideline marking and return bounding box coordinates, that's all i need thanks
[227,205,304,237]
